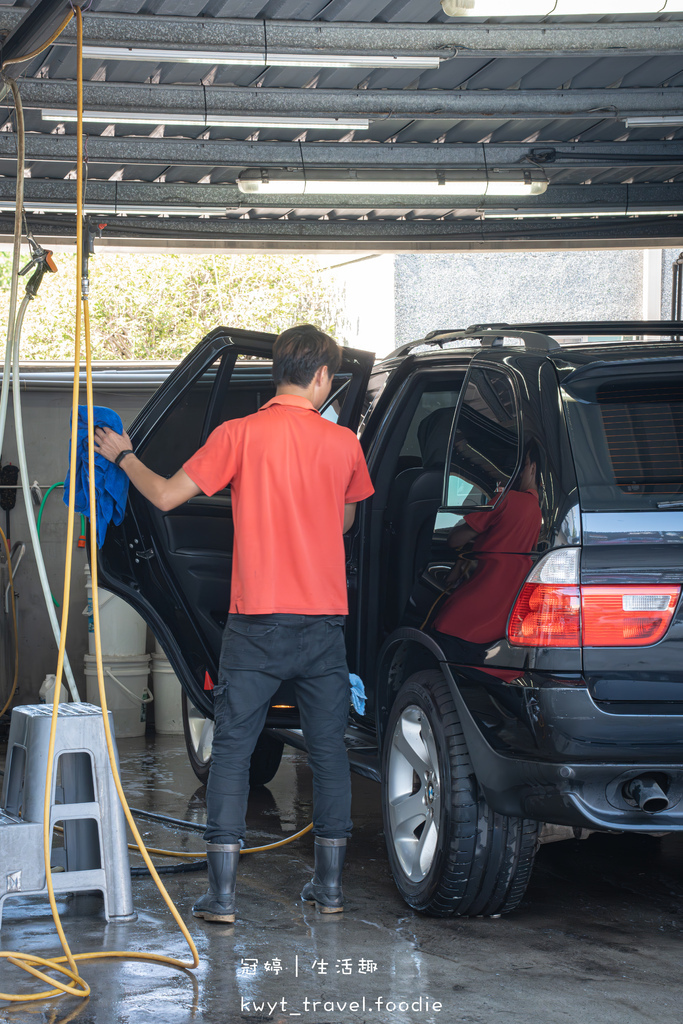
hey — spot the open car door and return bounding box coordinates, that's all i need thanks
[98,327,374,717]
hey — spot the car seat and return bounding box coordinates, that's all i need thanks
[384,406,455,626]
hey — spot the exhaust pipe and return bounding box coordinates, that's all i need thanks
[623,775,670,813]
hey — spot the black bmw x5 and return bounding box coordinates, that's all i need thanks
[99,321,683,918]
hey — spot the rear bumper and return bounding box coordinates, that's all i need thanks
[440,662,683,831]
[474,756,683,831]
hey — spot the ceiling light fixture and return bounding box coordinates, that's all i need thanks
[441,0,683,15]
[41,109,369,131]
[625,116,683,128]
[237,178,548,196]
[80,44,440,71]
[0,200,227,216]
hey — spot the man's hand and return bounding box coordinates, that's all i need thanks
[94,425,133,463]
[94,426,201,511]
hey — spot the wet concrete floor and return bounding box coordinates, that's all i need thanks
[1,733,683,1024]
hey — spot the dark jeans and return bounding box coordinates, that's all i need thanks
[205,613,353,845]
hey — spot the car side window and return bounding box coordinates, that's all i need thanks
[444,367,520,511]
[138,357,224,477]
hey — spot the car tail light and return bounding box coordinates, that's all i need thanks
[508,549,581,647]
[582,587,680,646]
[508,549,681,648]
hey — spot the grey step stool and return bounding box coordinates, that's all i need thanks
[0,702,135,928]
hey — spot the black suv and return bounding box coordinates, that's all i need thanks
[100,321,683,918]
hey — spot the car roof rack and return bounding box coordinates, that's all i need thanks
[390,326,560,360]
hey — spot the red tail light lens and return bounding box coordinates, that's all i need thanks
[582,586,680,646]
[509,579,680,648]
[508,583,581,647]
[509,549,681,648]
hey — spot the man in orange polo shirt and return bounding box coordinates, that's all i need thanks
[94,325,374,924]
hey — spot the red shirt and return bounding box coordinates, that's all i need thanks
[182,395,374,615]
[433,488,542,644]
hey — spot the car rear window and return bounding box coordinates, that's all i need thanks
[563,365,683,510]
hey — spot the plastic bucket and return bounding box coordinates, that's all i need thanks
[84,565,147,656]
[151,653,183,735]
[84,653,152,738]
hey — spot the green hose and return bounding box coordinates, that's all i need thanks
[36,482,87,607]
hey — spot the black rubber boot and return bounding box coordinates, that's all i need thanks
[301,837,346,913]
[192,843,240,923]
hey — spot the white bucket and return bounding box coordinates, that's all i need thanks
[151,653,183,735]
[84,653,152,738]
[84,565,147,656]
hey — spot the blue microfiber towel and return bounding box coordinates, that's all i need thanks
[63,406,129,548]
[349,673,366,716]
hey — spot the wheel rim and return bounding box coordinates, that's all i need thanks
[187,702,214,765]
[387,705,441,883]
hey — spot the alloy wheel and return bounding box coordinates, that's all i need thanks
[386,704,442,883]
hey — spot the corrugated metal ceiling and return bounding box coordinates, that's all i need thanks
[0,0,680,248]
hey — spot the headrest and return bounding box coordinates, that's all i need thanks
[418,407,455,469]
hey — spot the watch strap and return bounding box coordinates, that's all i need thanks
[114,449,134,467]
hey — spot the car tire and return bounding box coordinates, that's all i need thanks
[182,692,214,786]
[181,693,285,788]
[381,669,538,917]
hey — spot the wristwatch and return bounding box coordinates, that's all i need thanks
[114,449,134,467]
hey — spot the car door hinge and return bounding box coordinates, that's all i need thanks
[133,548,155,563]
[346,560,358,576]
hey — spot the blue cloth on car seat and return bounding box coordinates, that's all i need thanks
[63,405,129,548]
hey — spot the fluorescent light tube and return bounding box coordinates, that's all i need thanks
[0,200,227,216]
[81,45,440,70]
[442,0,673,13]
[625,116,683,128]
[238,179,548,197]
[41,109,369,131]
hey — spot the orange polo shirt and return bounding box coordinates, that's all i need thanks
[182,395,374,616]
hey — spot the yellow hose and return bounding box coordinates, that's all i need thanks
[130,822,315,860]
[0,9,199,1002]
[0,9,314,1003]
[1,9,74,70]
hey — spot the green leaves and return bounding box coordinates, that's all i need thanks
[2,252,343,361]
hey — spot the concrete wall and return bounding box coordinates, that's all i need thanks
[393,250,649,345]
[319,254,396,358]
[0,384,156,709]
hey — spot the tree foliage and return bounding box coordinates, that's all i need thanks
[0,250,347,360]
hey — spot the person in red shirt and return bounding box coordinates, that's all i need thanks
[94,325,374,923]
[432,441,542,652]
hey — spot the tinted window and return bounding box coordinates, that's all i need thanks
[445,367,520,509]
[564,369,683,510]
[139,357,223,476]
[400,389,460,464]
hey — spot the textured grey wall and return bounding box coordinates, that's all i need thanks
[0,386,154,708]
[661,247,683,319]
[394,251,646,344]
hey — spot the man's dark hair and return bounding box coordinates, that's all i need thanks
[273,324,342,388]
[514,437,542,490]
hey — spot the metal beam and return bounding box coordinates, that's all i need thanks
[15,80,683,122]
[4,178,683,214]
[1,10,682,58]
[6,133,683,170]
[0,0,74,69]
[5,212,683,250]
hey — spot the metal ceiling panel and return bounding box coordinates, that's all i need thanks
[518,56,597,89]
[0,0,681,248]
[620,54,683,86]
[569,54,653,88]
[461,57,548,90]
